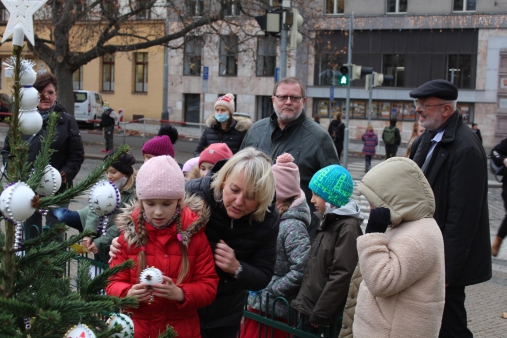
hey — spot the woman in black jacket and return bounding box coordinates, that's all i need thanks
[194,94,252,156]
[2,73,85,238]
[186,147,280,338]
[491,137,507,256]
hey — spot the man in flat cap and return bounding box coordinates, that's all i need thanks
[409,79,491,338]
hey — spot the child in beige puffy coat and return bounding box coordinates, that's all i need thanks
[353,157,445,338]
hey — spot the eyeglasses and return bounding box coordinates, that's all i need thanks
[273,95,304,103]
[413,99,446,111]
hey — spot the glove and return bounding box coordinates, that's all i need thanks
[50,207,82,232]
[365,207,391,234]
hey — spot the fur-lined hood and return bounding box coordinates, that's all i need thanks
[206,113,253,132]
[115,192,210,248]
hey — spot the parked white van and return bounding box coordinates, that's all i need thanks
[74,90,104,125]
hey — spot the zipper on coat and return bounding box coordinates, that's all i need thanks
[231,219,233,229]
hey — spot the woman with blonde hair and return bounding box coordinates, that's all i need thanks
[405,121,425,157]
[109,147,280,338]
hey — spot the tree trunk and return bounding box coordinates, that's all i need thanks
[53,63,75,116]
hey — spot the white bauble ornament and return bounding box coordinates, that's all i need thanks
[88,180,120,216]
[140,267,163,285]
[35,165,62,196]
[0,182,36,222]
[20,68,37,86]
[106,313,135,338]
[19,87,40,110]
[19,110,43,135]
[63,323,96,338]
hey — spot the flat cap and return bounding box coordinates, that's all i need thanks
[409,79,458,100]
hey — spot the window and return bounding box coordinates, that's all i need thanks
[184,37,203,76]
[382,54,405,87]
[135,0,151,19]
[257,36,277,77]
[187,0,204,16]
[326,0,344,14]
[447,54,472,89]
[102,0,119,17]
[73,66,83,90]
[219,35,238,76]
[134,52,148,93]
[0,3,7,21]
[453,0,475,11]
[386,0,407,13]
[257,96,274,120]
[184,94,200,123]
[102,53,115,92]
[223,0,239,16]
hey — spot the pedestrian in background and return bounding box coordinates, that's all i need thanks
[353,157,445,338]
[100,104,119,153]
[313,115,321,124]
[409,79,490,338]
[361,124,378,173]
[242,153,311,338]
[291,164,363,335]
[471,123,483,144]
[328,112,345,161]
[382,116,401,159]
[405,121,425,157]
[490,137,507,257]
[194,93,252,156]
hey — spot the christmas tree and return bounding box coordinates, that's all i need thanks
[0,1,167,337]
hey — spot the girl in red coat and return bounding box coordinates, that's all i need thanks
[106,155,219,338]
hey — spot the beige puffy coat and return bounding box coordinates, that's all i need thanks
[353,157,445,338]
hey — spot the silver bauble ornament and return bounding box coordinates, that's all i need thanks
[0,182,36,222]
[35,165,62,196]
[139,267,163,285]
[63,323,96,338]
[19,110,43,135]
[88,180,120,216]
[106,313,134,338]
[19,87,40,110]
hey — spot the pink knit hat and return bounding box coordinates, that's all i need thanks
[199,143,233,167]
[182,157,199,173]
[142,135,175,158]
[214,93,235,114]
[136,155,184,200]
[272,153,301,203]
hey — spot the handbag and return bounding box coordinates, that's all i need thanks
[490,150,506,182]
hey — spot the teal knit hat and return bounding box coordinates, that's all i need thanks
[309,165,353,207]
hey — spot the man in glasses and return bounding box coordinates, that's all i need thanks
[409,79,490,338]
[241,76,339,239]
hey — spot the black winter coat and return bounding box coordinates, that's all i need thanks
[492,137,507,185]
[3,103,84,192]
[328,118,345,150]
[194,115,252,156]
[410,111,491,286]
[185,160,280,329]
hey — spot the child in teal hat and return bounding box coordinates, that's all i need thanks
[292,164,364,335]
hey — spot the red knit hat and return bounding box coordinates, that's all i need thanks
[142,135,175,158]
[199,143,233,167]
[272,153,302,203]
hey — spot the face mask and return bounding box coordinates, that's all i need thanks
[215,113,229,123]
[113,176,128,191]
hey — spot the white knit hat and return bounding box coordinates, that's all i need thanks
[136,156,184,200]
[214,93,235,114]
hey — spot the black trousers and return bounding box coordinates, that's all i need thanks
[439,286,473,338]
[200,325,240,338]
[496,182,507,238]
[104,125,115,151]
[385,144,398,159]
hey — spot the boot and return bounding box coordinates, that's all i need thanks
[492,236,503,257]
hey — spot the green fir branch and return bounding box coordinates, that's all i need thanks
[0,298,37,318]
[85,260,135,296]
[39,144,130,208]
[26,112,59,190]
[158,325,179,338]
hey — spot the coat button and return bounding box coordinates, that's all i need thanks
[351,296,354,299]
[343,325,347,329]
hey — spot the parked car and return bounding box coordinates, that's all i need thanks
[74,90,104,127]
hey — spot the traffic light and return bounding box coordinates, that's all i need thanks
[365,72,395,91]
[339,65,349,85]
[351,65,373,80]
[254,10,282,35]
[288,8,303,50]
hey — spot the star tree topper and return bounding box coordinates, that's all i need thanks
[1,0,48,46]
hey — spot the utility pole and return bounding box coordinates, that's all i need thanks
[368,73,373,124]
[162,16,169,121]
[342,13,353,169]
[279,0,291,78]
